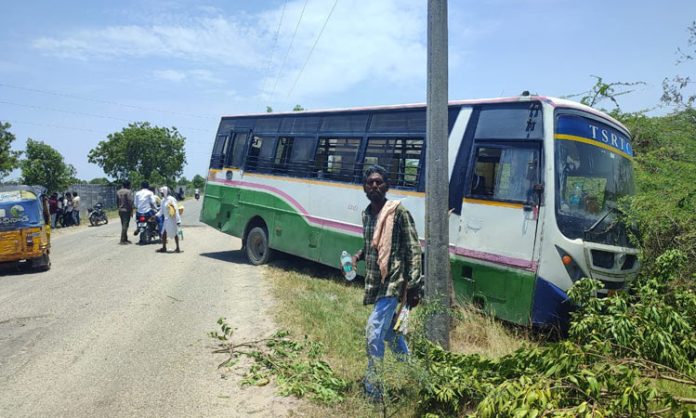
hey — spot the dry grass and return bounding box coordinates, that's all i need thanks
[262,254,532,417]
[449,303,531,358]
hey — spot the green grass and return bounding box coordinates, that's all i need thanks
[262,256,531,417]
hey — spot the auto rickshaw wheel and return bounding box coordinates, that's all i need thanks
[32,253,51,271]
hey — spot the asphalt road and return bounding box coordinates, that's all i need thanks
[0,199,297,417]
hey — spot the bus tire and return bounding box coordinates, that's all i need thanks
[246,226,272,265]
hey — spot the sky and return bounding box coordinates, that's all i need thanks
[1,0,694,181]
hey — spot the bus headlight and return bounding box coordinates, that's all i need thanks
[555,246,587,282]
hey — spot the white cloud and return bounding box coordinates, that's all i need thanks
[258,0,429,102]
[33,17,267,68]
[32,0,483,101]
[154,69,187,82]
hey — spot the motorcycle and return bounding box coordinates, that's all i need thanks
[135,212,160,245]
[88,203,108,226]
[195,192,200,200]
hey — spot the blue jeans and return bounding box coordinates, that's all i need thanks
[364,296,409,397]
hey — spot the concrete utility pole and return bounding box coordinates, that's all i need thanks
[424,0,451,349]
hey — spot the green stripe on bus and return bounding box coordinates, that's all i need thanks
[202,184,535,325]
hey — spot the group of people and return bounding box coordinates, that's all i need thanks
[47,191,81,228]
[115,166,421,403]
[115,180,182,253]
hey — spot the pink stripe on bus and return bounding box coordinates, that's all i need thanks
[448,245,538,272]
[217,179,363,234]
[211,178,537,272]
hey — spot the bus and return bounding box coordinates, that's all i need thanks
[200,94,639,326]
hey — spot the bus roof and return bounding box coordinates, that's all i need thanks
[220,95,629,133]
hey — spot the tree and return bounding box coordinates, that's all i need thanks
[87,122,187,186]
[662,21,696,108]
[0,122,22,180]
[565,75,646,112]
[292,104,304,112]
[20,139,76,192]
[88,177,111,185]
[192,174,206,189]
[177,176,189,186]
[266,106,273,113]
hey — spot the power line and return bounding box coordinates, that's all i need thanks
[0,100,214,133]
[6,119,110,135]
[5,119,214,146]
[287,0,338,98]
[260,0,288,96]
[271,0,309,100]
[0,82,218,120]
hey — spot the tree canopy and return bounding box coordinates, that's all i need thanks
[0,121,22,180]
[20,139,77,192]
[87,122,186,186]
[192,174,206,189]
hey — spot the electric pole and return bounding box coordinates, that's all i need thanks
[424,0,451,348]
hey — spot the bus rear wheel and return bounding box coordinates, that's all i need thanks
[246,226,272,265]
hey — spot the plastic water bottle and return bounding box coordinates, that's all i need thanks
[340,250,356,281]
[177,227,184,241]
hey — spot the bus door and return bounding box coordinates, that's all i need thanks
[224,129,252,181]
[457,142,542,320]
[216,129,251,234]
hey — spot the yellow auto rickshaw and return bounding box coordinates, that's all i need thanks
[0,185,51,271]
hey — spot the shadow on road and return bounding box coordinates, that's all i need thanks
[199,250,249,264]
[0,263,44,277]
[267,253,364,288]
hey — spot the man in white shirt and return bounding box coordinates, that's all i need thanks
[72,191,81,225]
[133,181,158,235]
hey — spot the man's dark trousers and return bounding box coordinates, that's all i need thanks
[119,211,131,242]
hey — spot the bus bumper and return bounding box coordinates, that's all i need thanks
[531,277,572,328]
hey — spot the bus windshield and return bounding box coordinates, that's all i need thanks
[554,114,635,246]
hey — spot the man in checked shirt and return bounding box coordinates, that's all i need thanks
[346,164,423,402]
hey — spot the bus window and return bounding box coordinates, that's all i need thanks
[469,145,539,202]
[245,135,277,173]
[274,136,316,177]
[314,138,361,182]
[364,138,423,189]
[210,134,230,169]
[228,132,250,168]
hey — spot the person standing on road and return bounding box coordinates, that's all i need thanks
[72,191,81,226]
[156,186,181,253]
[116,180,134,244]
[346,165,424,402]
[48,193,59,228]
[62,192,73,226]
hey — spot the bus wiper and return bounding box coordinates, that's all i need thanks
[585,205,619,234]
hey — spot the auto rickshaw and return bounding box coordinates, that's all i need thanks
[0,185,51,271]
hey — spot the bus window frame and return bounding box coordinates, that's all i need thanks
[227,130,253,169]
[362,135,425,191]
[245,134,279,174]
[272,135,318,177]
[314,136,363,182]
[465,141,543,205]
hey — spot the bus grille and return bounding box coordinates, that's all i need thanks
[591,249,638,270]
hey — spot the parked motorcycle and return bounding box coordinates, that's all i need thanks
[135,213,160,245]
[88,203,108,226]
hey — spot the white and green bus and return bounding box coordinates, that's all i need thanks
[200,95,639,326]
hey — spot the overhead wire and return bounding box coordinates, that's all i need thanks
[5,118,214,150]
[0,82,218,120]
[0,100,214,133]
[287,0,339,98]
[270,0,309,101]
[260,0,288,96]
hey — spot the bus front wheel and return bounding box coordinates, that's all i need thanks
[246,226,272,265]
